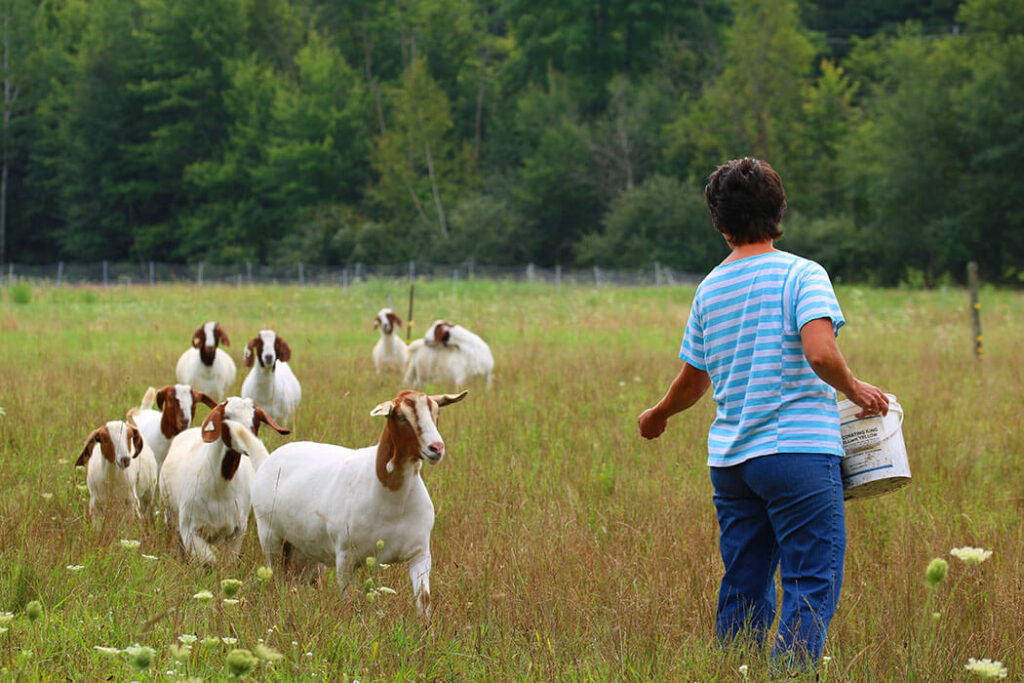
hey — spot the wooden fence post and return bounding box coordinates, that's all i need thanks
[968,261,982,360]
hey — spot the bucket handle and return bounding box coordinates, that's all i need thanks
[874,402,904,445]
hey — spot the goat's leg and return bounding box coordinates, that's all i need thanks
[409,552,432,621]
[180,522,218,565]
[224,524,247,563]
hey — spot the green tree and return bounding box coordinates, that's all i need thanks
[370,57,476,245]
[668,0,819,185]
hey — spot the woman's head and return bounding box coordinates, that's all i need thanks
[704,158,787,245]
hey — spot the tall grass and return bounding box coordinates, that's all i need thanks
[0,280,1021,680]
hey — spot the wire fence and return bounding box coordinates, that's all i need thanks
[1,261,702,289]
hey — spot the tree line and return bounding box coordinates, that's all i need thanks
[2,0,1021,285]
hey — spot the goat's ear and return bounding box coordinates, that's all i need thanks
[388,312,402,327]
[431,390,469,408]
[275,336,291,362]
[191,326,204,348]
[201,404,226,443]
[216,324,230,347]
[370,401,394,417]
[254,406,290,436]
[193,390,218,410]
[156,385,171,411]
[130,425,144,458]
[75,428,103,467]
[244,338,258,367]
[372,317,380,329]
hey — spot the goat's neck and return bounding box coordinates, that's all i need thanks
[375,424,421,492]
[204,441,243,482]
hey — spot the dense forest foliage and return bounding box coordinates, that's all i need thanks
[1,0,1021,284]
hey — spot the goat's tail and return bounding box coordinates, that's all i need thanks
[125,407,141,427]
[139,386,158,411]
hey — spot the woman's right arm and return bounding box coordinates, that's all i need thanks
[800,317,889,417]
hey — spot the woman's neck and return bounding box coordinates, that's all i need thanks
[722,238,776,263]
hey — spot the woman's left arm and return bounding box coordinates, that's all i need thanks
[637,362,711,440]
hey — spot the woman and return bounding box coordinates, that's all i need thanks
[637,157,888,670]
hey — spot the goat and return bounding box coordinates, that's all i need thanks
[372,308,409,374]
[127,384,217,472]
[404,320,494,389]
[251,389,468,619]
[75,420,158,527]
[158,397,289,564]
[241,330,302,429]
[175,322,237,400]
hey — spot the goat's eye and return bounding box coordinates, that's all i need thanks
[396,413,408,423]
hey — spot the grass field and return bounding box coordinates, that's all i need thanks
[1,279,1022,681]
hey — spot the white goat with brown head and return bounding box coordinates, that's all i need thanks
[75,420,158,527]
[159,397,289,564]
[372,308,409,374]
[404,320,494,389]
[241,330,302,429]
[175,322,237,400]
[127,384,217,472]
[251,389,468,619]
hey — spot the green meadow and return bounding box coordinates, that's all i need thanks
[0,280,1021,681]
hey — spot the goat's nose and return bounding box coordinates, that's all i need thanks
[117,457,131,469]
[427,442,444,457]
[264,354,274,364]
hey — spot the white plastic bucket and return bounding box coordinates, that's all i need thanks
[837,393,911,500]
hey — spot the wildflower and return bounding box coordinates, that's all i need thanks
[119,539,141,550]
[125,644,155,671]
[76,484,88,492]
[93,646,122,656]
[169,643,191,661]
[223,599,240,606]
[926,558,948,586]
[254,644,284,663]
[226,648,258,678]
[221,579,243,597]
[25,601,43,621]
[376,540,385,553]
[141,554,158,561]
[255,566,273,582]
[0,612,13,627]
[202,636,221,647]
[932,611,942,620]
[41,493,53,501]
[178,634,198,644]
[738,664,749,677]
[193,590,214,602]
[377,587,397,595]
[221,637,238,645]
[0,628,7,635]
[66,565,85,572]
[964,657,1008,679]
[365,556,377,568]
[57,458,69,465]
[951,547,993,565]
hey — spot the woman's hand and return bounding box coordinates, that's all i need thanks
[846,380,889,418]
[638,406,668,440]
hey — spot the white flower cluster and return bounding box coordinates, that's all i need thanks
[964,657,1008,679]
[950,547,993,564]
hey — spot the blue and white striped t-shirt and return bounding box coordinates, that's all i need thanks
[679,251,846,467]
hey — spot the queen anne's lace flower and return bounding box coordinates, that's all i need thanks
[951,547,993,564]
[964,657,1008,679]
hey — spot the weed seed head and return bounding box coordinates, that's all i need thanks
[125,644,155,670]
[25,601,43,621]
[221,579,243,597]
[226,648,258,678]
[926,558,948,586]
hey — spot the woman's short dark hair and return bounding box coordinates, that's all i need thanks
[704,158,787,245]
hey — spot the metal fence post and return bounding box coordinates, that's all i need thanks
[298,262,305,287]
[57,261,64,286]
[655,261,662,286]
[593,265,601,287]
[246,262,252,285]
[555,264,562,293]
[149,261,155,285]
[102,261,109,287]
[409,260,416,282]
[198,262,204,287]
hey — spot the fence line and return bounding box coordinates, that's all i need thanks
[2,261,701,289]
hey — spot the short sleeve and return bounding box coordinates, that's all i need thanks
[794,261,845,337]
[678,295,708,370]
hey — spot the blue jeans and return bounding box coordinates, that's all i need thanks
[710,453,845,666]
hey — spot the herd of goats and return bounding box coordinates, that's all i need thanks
[73,308,495,617]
